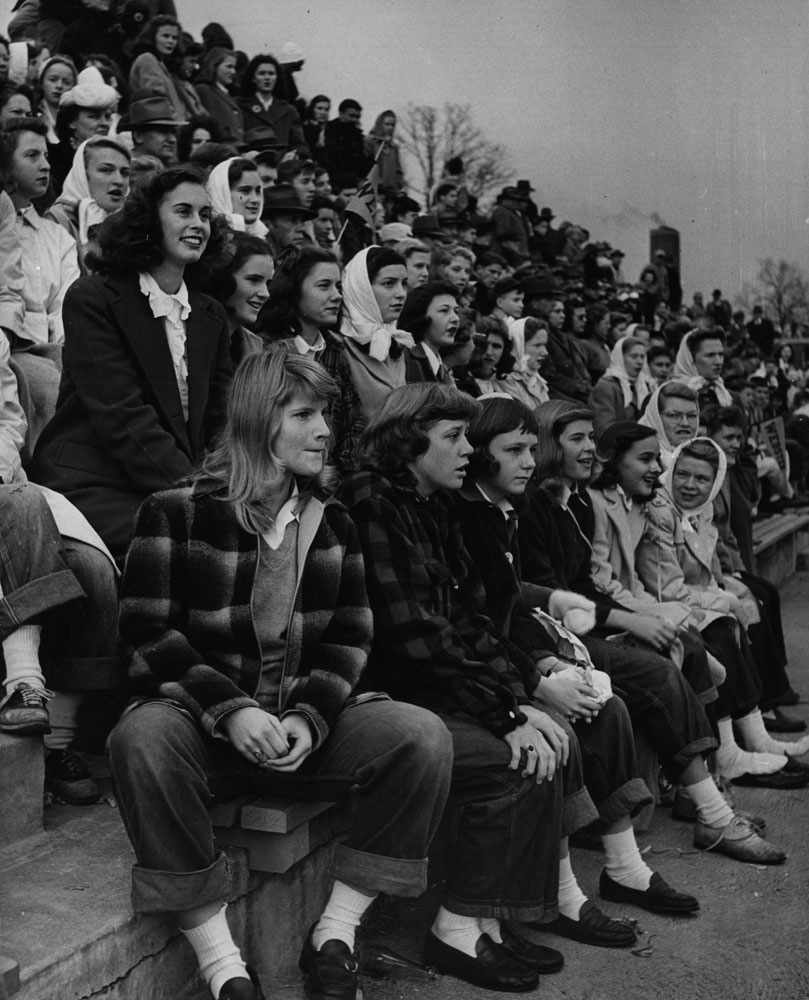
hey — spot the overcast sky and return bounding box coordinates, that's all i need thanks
[8,0,808,301]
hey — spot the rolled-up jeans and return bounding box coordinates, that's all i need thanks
[437,712,596,923]
[109,697,453,914]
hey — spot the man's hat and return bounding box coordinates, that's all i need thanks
[498,185,522,201]
[412,214,450,239]
[239,125,286,153]
[516,179,535,194]
[118,90,185,131]
[538,207,555,221]
[261,184,316,219]
[522,273,560,299]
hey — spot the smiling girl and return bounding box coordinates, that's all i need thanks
[31,165,232,561]
[206,156,267,238]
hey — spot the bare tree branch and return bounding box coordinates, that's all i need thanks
[737,258,809,331]
[397,102,513,206]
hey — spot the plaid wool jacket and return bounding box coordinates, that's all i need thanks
[339,470,530,737]
[119,483,372,748]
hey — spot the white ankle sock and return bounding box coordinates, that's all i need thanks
[43,690,82,750]
[432,906,481,957]
[716,717,786,778]
[477,917,502,943]
[602,827,653,890]
[684,776,735,829]
[312,881,376,952]
[2,625,46,696]
[557,854,588,920]
[181,904,248,999]
[735,709,809,758]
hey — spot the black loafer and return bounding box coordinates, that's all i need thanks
[539,899,637,948]
[763,708,807,733]
[424,931,538,992]
[499,921,564,973]
[219,966,265,999]
[599,870,699,914]
[733,765,809,789]
[299,925,360,999]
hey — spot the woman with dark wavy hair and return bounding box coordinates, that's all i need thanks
[258,244,365,477]
[239,53,306,153]
[207,231,273,366]
[31,165,233,562]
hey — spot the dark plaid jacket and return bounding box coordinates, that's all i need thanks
[339,470,530,737]
[119,483,372,747]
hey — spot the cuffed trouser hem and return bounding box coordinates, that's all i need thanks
[0,570,84,640]
[330,846,428,898]
[668,736,718,776]
[592,778,653,832]
[442,893,557,923]
[561,786,599,838]
[131,852,232,914]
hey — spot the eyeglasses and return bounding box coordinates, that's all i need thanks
[663,411,698,423]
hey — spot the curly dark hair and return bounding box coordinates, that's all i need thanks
[86,164,230,286]
[470,315,515,377]
[258,244,341,339]
[397,281,458,341]
[132,14,181,59]
[591,421,659,490]
[241,53,281,100]
[207,231,273,311]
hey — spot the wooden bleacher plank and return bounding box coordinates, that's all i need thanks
[241,798,336,834]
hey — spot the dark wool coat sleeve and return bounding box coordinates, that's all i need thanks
[343,477,529,737]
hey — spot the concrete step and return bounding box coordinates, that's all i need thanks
[0,734,43,847]
[0,797,342,999]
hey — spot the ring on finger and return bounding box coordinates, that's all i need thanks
[253,750,265,761]
[526,745,536,753]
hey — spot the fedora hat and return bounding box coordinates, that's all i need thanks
[538,207,555,221]
[516,179,535,193]
[411,214,450,239]
[118,90,185,131]
[261,184,316,219]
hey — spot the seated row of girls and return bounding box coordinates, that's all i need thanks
[642,383,804,728]
[111,355,604,999]
[452,394,700,920]
[514,402,795,861]
[587,420,809,788]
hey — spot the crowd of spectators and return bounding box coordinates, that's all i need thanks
[1,5,809,1000]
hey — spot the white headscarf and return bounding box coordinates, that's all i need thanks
[340,246,414,361]
[55,136,130,245]
[604,336,652,408]
[664,436,727,532]
[206,158,268,238]
[673,330,733,405]
[639,381,696,469]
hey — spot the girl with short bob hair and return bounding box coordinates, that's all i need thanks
[31,165,233,560]
[109,347,452,1000]
[129,14,203,121]
[398,280,460,385]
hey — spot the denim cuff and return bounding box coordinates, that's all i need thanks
[591,778,655,832]
[131,852,232,914]
[561,786,599,839]
[669,735,719,775]
[441,891,557,923]
[0,569,85,640]
[329,846,428,898]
